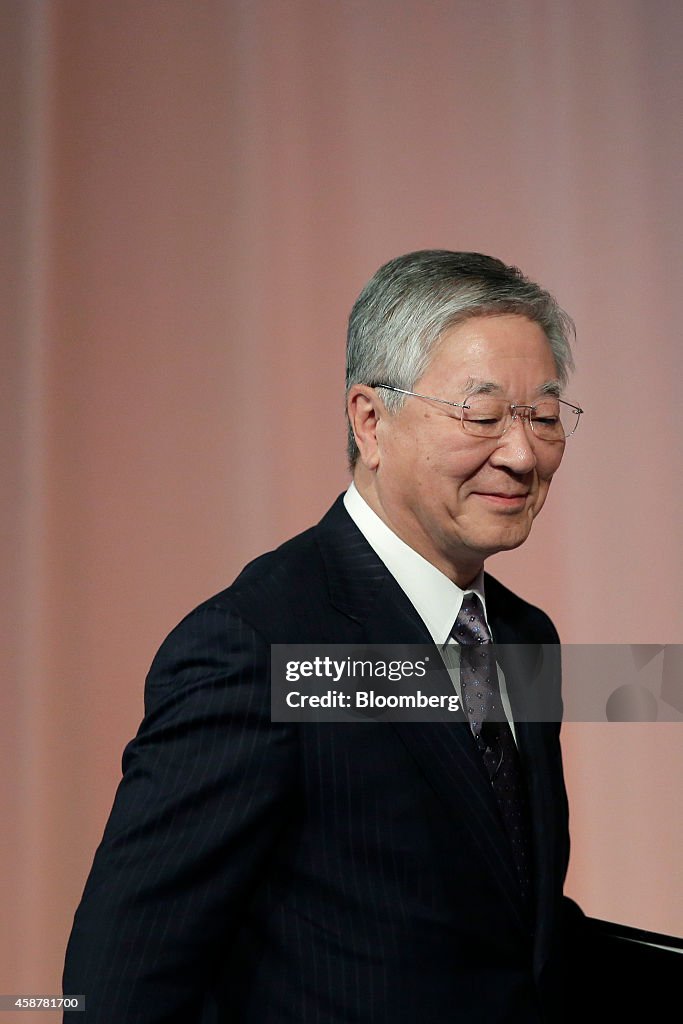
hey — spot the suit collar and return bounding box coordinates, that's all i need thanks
[484,577,522,644]
[315,494,432,640]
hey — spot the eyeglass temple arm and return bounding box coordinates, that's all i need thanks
[372,384,469,410]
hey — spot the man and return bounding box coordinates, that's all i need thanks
[64,251,584,1022]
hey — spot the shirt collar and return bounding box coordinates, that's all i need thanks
[343,482,489,645]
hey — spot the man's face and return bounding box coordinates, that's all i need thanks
[360,314,566,585]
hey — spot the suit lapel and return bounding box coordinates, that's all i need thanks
[315,498,530,930]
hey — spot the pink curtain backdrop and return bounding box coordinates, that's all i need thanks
[3,0,682,1004]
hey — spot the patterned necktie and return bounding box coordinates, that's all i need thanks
[453,594,534,910]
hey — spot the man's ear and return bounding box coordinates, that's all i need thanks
[347,385,383,470]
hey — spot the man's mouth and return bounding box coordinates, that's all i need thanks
[472,491,529,507]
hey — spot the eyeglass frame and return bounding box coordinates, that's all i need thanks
[369,383,584,440]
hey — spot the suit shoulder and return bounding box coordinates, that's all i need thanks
[484,572,560,643]
[160,518,332,653]
[144,524,326,697]
[230,522,328,616]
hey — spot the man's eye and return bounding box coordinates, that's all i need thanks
[533,416,559,426]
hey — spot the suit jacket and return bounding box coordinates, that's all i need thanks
[64,496,574,1023]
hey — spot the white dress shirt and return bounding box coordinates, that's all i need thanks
[343,482,517,737]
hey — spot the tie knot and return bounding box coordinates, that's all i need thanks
[452,593,491,645]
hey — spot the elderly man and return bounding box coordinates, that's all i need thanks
[64,251,584,1022]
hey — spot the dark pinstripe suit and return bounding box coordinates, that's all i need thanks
[63,496,573,1023]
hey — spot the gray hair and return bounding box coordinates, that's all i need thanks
[345,250,575,467]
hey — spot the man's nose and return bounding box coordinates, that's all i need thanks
[489,412,537,472]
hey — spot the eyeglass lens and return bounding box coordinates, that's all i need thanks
[461,396,580,440]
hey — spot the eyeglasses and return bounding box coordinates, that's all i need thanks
[372,384,583,442]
